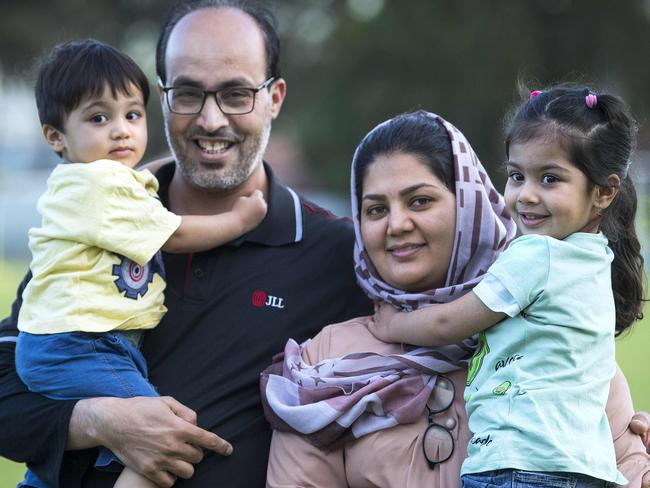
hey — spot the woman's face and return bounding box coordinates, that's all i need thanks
[360,151,457,292]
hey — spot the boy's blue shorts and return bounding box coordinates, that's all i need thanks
[15,330,158,487]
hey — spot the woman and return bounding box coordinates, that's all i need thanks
[261,111,650,487]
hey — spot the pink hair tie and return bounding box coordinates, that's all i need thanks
[585,93,598,108]
[529,90,542,99]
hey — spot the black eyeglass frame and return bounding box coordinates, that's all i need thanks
[422,375,456,470]
[160,76,276,116]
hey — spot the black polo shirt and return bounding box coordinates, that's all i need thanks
[0,162,372,487]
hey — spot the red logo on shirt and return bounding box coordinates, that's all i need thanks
[252,290,267,307]
[251,290,285,309]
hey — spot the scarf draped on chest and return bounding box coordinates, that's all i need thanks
[260,112,515,449]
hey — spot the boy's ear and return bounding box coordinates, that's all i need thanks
[42,124,65,153]
[594,174,621,211]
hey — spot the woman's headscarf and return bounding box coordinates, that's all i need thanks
[261,112,516,450]
[352,112,516,309]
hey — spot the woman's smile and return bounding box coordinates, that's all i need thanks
[387,242,424,258]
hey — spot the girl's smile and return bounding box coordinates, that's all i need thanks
[505,139,603,240]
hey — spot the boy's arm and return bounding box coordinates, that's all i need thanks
[162,190,267,254]
[369,291,505,346]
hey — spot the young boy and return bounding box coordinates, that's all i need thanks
[15,39,267,488]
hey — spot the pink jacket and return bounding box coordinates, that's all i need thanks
[267,317,650,487]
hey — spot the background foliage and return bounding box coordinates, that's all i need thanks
[1,0,648,190]
[0,1,648,485]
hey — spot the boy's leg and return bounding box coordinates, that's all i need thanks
[16,331,158,475]
[114,467,160,488]
[16,331,157,398]
[17,468,49,488]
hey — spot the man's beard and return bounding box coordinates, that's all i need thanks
[164,118,271,192]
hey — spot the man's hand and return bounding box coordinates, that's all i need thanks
[630,411,650,452]
[629,411,650,487]
[69,396,232,487]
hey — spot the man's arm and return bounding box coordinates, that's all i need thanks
[0,271,78,487]
[68,396,233,487]
[608,365,650,487]
[0,272,233,487]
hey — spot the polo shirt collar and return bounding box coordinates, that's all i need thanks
[156,161,303,247]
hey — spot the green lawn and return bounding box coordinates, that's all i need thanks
[0,260,648,486]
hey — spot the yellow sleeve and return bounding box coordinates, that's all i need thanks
[39,161,181,265]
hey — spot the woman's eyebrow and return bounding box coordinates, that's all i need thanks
[399,183,439,196]
[362,183,440,202]
[361,194,385,202]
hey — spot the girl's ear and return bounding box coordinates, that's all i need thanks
[42,124,65,153]
[594,174,621,211]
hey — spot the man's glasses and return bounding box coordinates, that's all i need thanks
[160,77,276,115]
[422,375,455,469]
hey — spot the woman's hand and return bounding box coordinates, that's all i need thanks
[69,396,233,487]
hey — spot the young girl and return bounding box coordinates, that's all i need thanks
[370,87,644,487]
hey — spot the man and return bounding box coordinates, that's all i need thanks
[0,1,372,486]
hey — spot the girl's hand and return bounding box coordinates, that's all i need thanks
[368,301,400,343]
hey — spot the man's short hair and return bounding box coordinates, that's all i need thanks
[35,39,150,130]
[156,0,281,85]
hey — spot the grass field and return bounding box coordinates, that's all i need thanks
[0,261,648,487]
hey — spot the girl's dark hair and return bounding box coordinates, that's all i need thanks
[35,38,150,132]
[353,110,454,212]
[505,85,645,335]
[156,0,280,85]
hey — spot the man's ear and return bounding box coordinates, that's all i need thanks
[269,77,286,119]
[157,78,165,104]
[42,124,65,154]
[595,174,621,211]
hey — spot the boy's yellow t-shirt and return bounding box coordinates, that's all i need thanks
[18,159,182,334]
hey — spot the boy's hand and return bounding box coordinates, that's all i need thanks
[233,190,267,233]
[368,301,400,343]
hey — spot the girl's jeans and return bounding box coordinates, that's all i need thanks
[462,469,613,488]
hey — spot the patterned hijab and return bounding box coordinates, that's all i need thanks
[260,112,516,449]
[352,111,516,310]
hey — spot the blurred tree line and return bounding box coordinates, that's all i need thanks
[1,0,649,193]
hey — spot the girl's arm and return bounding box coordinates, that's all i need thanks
[162,191,267,253]
[369,291,505,346]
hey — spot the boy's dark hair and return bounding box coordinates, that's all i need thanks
[505,84,645,335]
[35,38,150,131]
[156,0,281,86]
